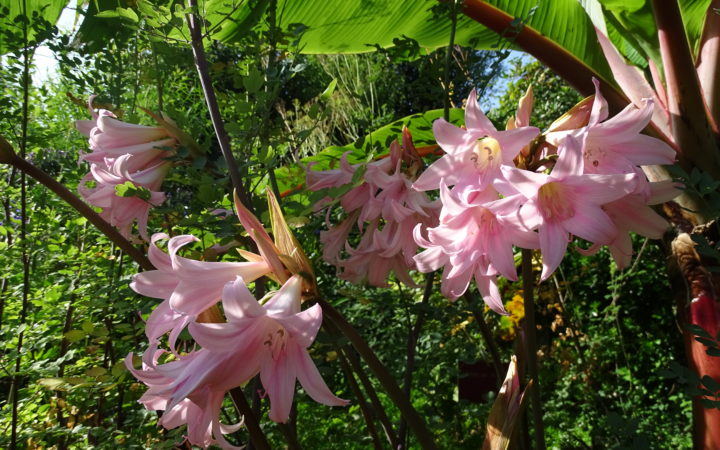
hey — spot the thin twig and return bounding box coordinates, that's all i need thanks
[10,17,31,446]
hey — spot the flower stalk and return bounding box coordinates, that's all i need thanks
[319,299,439,450]
[521,249,545,449]
[186,0,252,210]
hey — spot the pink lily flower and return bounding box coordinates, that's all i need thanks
[339,219,421,287]
[577,180,679,268]
[308,131,439,287]
[412,89,539,196]
[501,135,637,280]
[320,211,359,264]
[413,183,538,312]
[130,233,271,348]
[76,98,177,172]
[126,344,243,449]
[545,79,676,175]
[127,276,347,447]
[78,154,169,241]
[594,28,672,140]
[75,97,180,240]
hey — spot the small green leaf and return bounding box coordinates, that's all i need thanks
[38,377,65,390]
[95,10,121,19]
[91,326,109,337]
[81,321,94,333]
[66,376,87,385]
[115,181,152,201]
[319,78,337,100]
[64,330,86,343]
[137,0,160,19]
[111,361,127,377]
[687,324,712,339]
[308,103,320,120]
[703,375,720,393]
[243,67,264,93]
[694,337,718,347]
[117,7,139,22]
[86,367,108,377]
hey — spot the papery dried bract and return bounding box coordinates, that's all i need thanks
[482,356,530,450]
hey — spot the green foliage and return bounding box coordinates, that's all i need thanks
[0,2,700,449]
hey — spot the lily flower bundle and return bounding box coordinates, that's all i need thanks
[125,193,347,449]
[412,79,679,313]
[305,129,440,287]
[75,97,175,241]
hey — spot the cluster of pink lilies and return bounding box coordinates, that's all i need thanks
[74,78,678,448]
[307,79,678,315]
[75,97,174,241]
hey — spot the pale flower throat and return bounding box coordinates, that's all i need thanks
[470,137,501,172]
[538,182,574,220]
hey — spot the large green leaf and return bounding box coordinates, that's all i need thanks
[0,0,66,54]
[211,0,613,82]
[216,0,494,53]
[598,0,711,70]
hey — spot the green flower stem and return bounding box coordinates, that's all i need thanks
[323,315,398,448]
[337,348,384,450]
[341,342,399,448]
[319,299,439,450]
[398,272,435,449]
[521,249,545,449]
[462,291,504,386]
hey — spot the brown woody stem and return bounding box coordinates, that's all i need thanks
[186,0,252,210]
